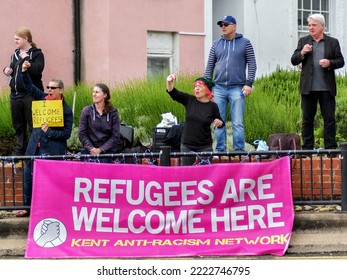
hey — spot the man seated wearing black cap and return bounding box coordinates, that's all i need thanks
[166,73,224,165]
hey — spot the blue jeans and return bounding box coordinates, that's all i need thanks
[213,84,245,151]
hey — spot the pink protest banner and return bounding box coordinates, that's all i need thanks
[25,157,294,258]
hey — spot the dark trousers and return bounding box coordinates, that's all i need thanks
[301,91,337,149]
[23,146,41,206]
[10,96,34,156]
[23,159,34,206]
[180,143,213,166]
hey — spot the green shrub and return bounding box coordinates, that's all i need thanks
[245,69,301,143]
[1,69,347,153]
[0,92,15,136]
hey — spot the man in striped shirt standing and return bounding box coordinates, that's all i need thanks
[205,15,257,152]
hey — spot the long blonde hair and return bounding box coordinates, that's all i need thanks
[15,27,37,48]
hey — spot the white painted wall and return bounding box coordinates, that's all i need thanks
[209,0,347,78]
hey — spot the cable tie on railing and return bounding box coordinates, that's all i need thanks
[327,149,332,158]
[114,153,124,164]
[293,149,298,159]
[11,156,17,174]
[149,151,157,165]
[276,150,280,158]
[133,153,138,164]
[73,152,81,160]
[191,152,200,166]
[117,153,122,163]
[198,155,211,165]
[241,152,250,163]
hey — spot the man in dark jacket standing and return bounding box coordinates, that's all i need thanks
[291,13,344,150]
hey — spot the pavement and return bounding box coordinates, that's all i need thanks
[1,212,347,258]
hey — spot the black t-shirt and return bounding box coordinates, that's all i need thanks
[167,88,223,149]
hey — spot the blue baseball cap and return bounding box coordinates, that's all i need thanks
[217,15,237,25]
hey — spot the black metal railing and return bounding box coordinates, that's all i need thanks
[1,143,347,212]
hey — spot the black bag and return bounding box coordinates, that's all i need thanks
[115,124,134,152]
[120,124,134,148]
[268,133,301,151]
[163,123,184,148]
[152,124,183,152]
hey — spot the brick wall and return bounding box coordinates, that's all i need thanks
[0,164,24,206]
[291,157,341,200]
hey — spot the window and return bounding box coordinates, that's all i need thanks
[298,0,330,37]
[147,55,172,78]
[147,32,177,79]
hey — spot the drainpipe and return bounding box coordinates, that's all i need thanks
[73,0,81,85]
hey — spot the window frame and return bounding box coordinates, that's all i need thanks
[297,0,330,37]
[147,31,177,78]
[147,54,173,78]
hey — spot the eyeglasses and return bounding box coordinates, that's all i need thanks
[46,86,60,90]
[219,23,233,28]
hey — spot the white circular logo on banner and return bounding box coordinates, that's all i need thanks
[33,218,67,248]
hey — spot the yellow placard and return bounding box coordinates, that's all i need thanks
[32,100,64,128]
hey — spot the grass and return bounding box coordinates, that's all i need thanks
[1,69,347,154]
[0,93,15,137]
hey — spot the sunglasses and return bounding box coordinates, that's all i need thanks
[219,23,233,28]
[46,86,60,90]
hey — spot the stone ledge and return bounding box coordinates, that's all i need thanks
[293,212,347,230]
[1,213,347,258]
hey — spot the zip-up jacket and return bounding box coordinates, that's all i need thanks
[205,33,257,88]
[8,47,45,98]
[21,70,73,156]
[291,34,344,96]
[78,104,121,153]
